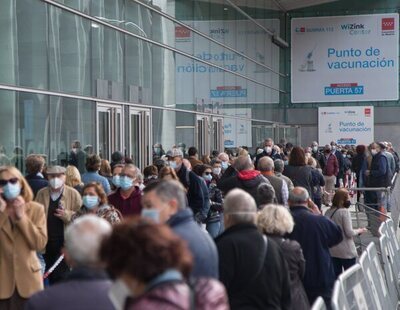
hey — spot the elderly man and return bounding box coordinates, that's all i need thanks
[35,166,82,284]
[216,188,291,309]
[257,156,288,206]
[25,215,113,310]
[287,187,342,305]
[108,164,142,217]
[218,155,271,208]
[217,152,230,172]
[141,180,218,278]
[167,148,209,223]
[274,159,294,191]
[255,138,282,167]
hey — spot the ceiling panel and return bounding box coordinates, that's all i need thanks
[275,0,339,11]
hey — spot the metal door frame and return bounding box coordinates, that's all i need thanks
[128,107,152,170]
[211,116,224,153]
[96,103,124,161]
[196,115,210,157]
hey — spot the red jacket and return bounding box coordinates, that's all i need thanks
[127,278,229,310]
[322,154,339,177]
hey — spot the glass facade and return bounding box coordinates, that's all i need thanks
[0,0,298,168]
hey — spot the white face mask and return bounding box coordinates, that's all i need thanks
[371,149,378,156]
[265,146,272,154]
[49,177,64,189]
[212,167,221,175]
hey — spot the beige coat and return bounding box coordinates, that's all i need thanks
[35,185,82,225]
[0,201,47,299]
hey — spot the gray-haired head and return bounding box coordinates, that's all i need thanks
[274,159,285,173]
[145,180,187,210]
[288,187,309,207]
[257,204,294,236]
[234,155,253,172]
[257,156,274,172]
[64,215,112,267]
[224,188,257,227]
[257,182,276,207]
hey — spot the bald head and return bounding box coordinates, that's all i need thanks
[257,156,274,172]
[224,188,257,227]
[288,187,309,207]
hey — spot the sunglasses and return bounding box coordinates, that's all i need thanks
[0,178,18,186]
[204,172,212,175]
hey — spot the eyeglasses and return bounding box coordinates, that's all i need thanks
[204,172,212,175]
[0,178,18,186]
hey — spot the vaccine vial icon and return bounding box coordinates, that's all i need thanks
[299,47,316,72]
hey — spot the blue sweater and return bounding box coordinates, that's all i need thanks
[287,206,343,297]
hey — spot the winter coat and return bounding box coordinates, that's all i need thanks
[216,224,291,310]
[282,165,314,197]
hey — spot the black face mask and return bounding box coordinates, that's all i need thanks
[343,200,351,208]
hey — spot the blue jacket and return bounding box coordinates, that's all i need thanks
[82,171,111,194]
[287,206,342,298]
[368,152,390,187]
[168,208,219,279]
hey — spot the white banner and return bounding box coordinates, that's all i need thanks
[223,108,252,148]
[175,19,280,105]
[291,14,399,103]
[318,106,374,146]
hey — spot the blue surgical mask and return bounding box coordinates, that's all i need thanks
[83,195,100,209]
[120,176,134,191]
[169,161,177,169]
[141,208,160,223]
[221,161,228,170]
[112,175,120,187]
[203,174,213,182]
[3,182,21,201]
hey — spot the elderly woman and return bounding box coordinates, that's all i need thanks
[72,182,122,225]
[257,204,309,310]
[325,189,367,278]
[100,219,229,309]
[0,166,47,308]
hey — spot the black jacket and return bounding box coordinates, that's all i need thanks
[367,152,390,187]
[176,165,210,222]
[217,168,271,207]
[255,150,282,168]
[283,165,314,197]
[216,224,291,310]
[25,174,49,198]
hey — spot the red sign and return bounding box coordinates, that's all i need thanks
[364,108,371,117]
[175,26,191,38]
[382,18,395,31]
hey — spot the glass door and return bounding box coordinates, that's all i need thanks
[97,104,124,161]
[129,108,152,170]
[212,117,224,153]
[196,115,210,157]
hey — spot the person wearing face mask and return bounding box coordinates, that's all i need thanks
[108,164,142,218]
[319,145,339,206]
[72,183,121,225]
[0,166,47,309]
[365,143,390,235]
[217,152,230,173]
[254,138,282,168]
[193,165,223,238]
[99,218,228,310]
[111,164,124,191]
[324,189,367,278]
[330,141,345,188]
[141,180,219,279]
[167,148,210,223]
[311,141,322,163]
[211,159,223,182]
[35,165,82,284]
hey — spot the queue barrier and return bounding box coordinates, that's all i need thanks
[314,218,400,310]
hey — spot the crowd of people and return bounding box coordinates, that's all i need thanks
[0,137,398,310]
